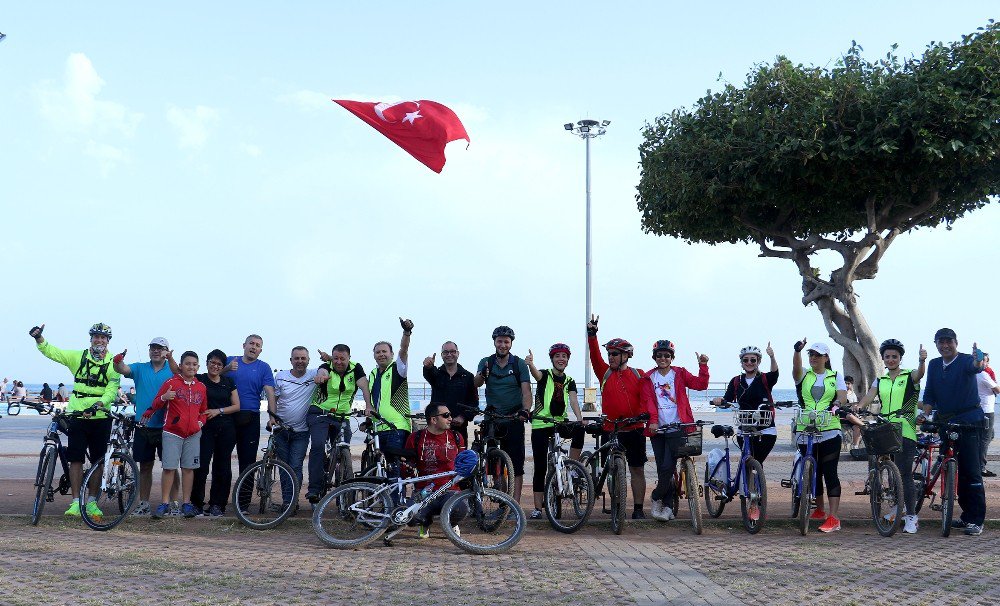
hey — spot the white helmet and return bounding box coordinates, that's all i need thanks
[739,346,761,360]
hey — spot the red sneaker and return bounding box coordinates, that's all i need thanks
[809,509,826,521]
[748,505,760,522]
[818,515,841,533]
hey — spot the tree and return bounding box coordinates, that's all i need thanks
[636,22,1000,387]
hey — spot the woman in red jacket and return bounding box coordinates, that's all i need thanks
[640,339,710,522]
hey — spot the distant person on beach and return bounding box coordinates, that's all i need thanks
[1,377,7,402]
[114,337,176,517]
[586,315,649,519]
[476,325,531,506]
[55,383,69,402]
[367,318,414,481]
[422,341,478,445]
[226,335,277,497]
[29,322,121,517]
[711,344,778,465]
[12,380,28,402]
[40,383,53,403]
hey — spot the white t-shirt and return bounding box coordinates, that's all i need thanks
[651,369,679,425]
[274,368,319,432]
[976,372,998,414]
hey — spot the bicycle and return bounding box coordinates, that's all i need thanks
[312,450,525,555]
[913,418,977,537]
[780,408,831,536]
[355,410,416,479]
[704,408,769,534]
[80,405,140,531]
[467,409,517,496]
[852,410,905,537]
[533,415,594,534]
[313,410,354,500]
[911,432,940,516]
[579,414,648,535]
[657,420,708,535]
[231,411,299,530]
[28,403,85,524]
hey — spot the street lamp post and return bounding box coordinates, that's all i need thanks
[564,119,610,391]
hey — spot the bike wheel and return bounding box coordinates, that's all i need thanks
[442,487,526,555]
[740,458,767,534]
[798,458,814,536]
[81,453,139,531]
[704,460,727,518]
[683,458,702,535]
[31,447,57,525]
[8,402,20,416]
[609,453,627,535]
[579,452,600,494]
[336,448,353,483]
[912,455,928,514]
[941,459,956,538]
[543,459,594,534]
[232,459,298,530]
[871,460,904,537]
[312,482,391,549]
[483,448,515,496]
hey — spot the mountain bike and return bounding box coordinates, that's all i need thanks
[913,418,976,537]
[28,403,86,524]
[912,432,940,515]
[781,408,829,535]
[852,410,905,537]
[312,410,354,500]
[468,409,517,496]
[313,450,525,555]
[533,416,594,533]
[80,405,140,530]
[704,408,769,534]
[355,410,416,479]
[579,414,648,535]
[658,420,708,535]
[232,411,299,530]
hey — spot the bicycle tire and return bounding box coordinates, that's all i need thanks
[7,402,20,416]
[442,487,526,555]
[609,453,627,535]
[81,453,140,531]
[543,459,594,534]
[912,455,928,514]
[683,458,702,535]
[31,446,57,525]
[740,457,766,534]
[337,448,353,483]
[232,459,298,530]
[311,481,390,549]
[579,452,600,494]
[798,458,814,536]
[704,459,727,518]
[483,448,515,496]
[941,459,956,538]
[871,459,904,537]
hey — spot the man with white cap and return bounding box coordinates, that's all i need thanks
[114,337,177,516]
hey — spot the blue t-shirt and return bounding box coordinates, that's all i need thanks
[130,361,173,428]
[226,356,276,411]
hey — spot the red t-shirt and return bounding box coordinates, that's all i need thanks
[405,429,465,491]
[148,375,208,438]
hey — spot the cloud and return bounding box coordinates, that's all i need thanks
[166,105,220,150]
[239,143,263,157]
[83,140,128,176]
[37,53,142,137]
[279,90,404,113]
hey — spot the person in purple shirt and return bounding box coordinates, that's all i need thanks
[225,334,277,487]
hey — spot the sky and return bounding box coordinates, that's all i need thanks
[1,2,997,390]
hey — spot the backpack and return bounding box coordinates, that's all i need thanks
[486,354,523,384]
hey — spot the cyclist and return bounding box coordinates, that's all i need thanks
[475,326,532,506]
[921,328,988,536]
[525,343,585,519]
[273,347,327,510]
[366,318,414,480]
[640,339,710,522]
[792,339,860,533]
[192,348,240,517]
[113,337,175,517]
[422,341,479,445]
[306,343,371,503]
[711,343,779,464]
[856,338,927,534]
[405,402,467,538]
[225,335,277,493]
[586,315,649,519]
[29,322,121,517]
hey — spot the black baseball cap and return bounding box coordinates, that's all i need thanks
[934,328,957,342]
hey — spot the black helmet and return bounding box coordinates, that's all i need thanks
[492,326,515,340]
[879,339,905,356]
[89,323,112,339]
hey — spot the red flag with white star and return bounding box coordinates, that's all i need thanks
[333,99,470,173]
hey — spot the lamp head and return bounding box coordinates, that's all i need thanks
[564,123,574,131]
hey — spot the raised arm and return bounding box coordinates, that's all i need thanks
[525,349,543,382]
[398,317,413,365]
[766,342,778,373]
[791,338,807,383]
[113,348,133,377]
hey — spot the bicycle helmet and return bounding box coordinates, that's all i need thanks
[652,339,675,357]
[492,326,515,340]
[739,345,762,360]
[548,343,571,358]
[604,338,634,356]
[454,449,480,477]
[89,323,113,339]
[879,338,905,356]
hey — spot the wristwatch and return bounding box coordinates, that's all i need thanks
[219,408,225,415]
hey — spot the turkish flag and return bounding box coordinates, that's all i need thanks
[333,99,470,173]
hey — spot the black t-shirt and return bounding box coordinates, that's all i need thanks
[722,370,779,427]
[197,373,237,410]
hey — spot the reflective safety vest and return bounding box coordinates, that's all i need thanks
[531,370,574,429]
[878,370,920,441]
[314,362,360,414]
[369,362,410,432]
[37,341,120,418]
[796,370,841,432]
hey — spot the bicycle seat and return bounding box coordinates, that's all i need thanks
[711,425,734,438]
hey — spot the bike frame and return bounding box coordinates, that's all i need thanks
[348,470,466,527]
[95,409,135,490]
[917,430,957,507]
[708,431,755,501]
[790,427,820,504]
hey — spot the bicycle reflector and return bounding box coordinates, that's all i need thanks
[455,450,479,477]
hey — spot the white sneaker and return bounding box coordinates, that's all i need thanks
[902,515,918,534]
[662,506,675,521]
[650,500,665,521]
[131,501,151,517]
[452,525,461,537]
[169,500,181,517]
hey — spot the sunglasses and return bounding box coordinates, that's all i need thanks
[436,412,452,419]
[654,352,673,359]
[741,357,759,364]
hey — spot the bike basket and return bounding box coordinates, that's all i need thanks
[794,409,831,429]
[676,426,704,457]
[861,422,902,455]
[735,410,773,432]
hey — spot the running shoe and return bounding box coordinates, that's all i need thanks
[809,508,827,521]
[982,469,996,478]
[951,519,969,529]
[152,503,170,519]
[529,509,543,520]
[748,505,760,522]
[169,500,181,517]
[964,524,983,536]
[64,500,81,517]
[631,508,646,520]
[181,503,199,518]
[207,504,224,517]
[818,515,841,533]
[85,499,103,519]
[131,501,151,517]
[650,501,664,521]
[902,515,918,534]
[417,524,430,539]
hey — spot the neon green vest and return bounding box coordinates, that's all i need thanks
[369,362,410,432]
[37,341,120,418]
[314,362,359,414]
[531,370,573,429]
[797,370,841,431]
[878,370,919,441]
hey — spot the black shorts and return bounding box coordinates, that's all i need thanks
[65,417,113,464]
[617,430,648,467]
[496,421,526,476]
[133,427,163,463]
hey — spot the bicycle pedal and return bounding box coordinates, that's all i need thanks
[780,479,792,489]
[854,491,868,496]
[930,504,942,512]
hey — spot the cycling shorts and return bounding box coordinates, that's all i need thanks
[65,417,113,464]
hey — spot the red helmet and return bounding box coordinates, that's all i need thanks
[652,339,675,358]
[548,343,571,358]
[603,338,634,356]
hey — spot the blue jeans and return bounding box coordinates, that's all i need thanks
[306,412,351,496]
[274,428,309,505]
[377,429,410,479]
